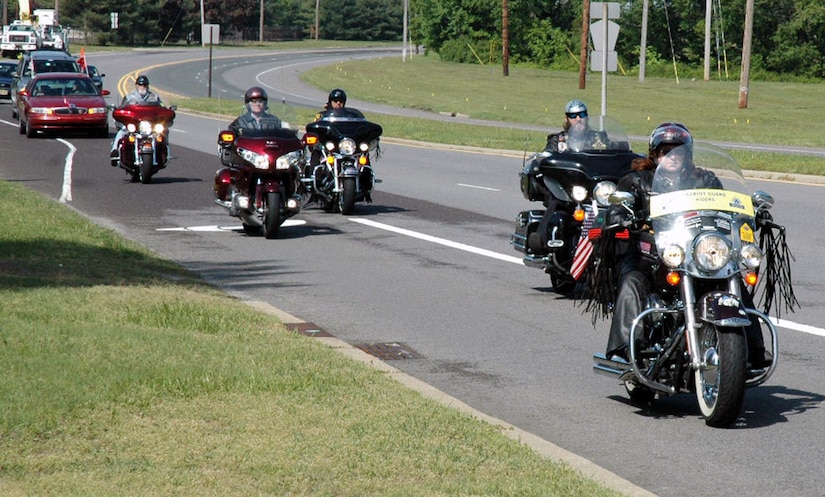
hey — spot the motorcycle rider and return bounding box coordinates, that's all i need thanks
[110,75,164,166]
[229,86,282,133]
[544,99,608,152]
[603,122,770,368]
[315,88,354,121]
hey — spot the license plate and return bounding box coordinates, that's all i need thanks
[0,89,9,96]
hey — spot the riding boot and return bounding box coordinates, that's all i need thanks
[606,270,649,360]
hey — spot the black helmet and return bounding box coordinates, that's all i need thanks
[244,86,268,103]
[136,75,150,86]
[328,88,347,104]
[649,122,693,154]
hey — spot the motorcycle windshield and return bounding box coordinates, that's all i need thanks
[565,115,632,153]
[306,108,383,145]
[649,143,756,278]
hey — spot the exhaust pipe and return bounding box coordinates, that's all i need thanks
[593,353,634,380]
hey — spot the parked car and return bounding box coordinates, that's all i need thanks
[17,72,110,138]
[11,49,80,118]
[87,65,105,92]
[0,61,15,101]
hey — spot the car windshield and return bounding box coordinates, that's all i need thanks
[32,78,98,97]
[34,60,80,73]
[0,64,14,77]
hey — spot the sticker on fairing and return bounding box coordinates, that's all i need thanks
[740,223,755,243]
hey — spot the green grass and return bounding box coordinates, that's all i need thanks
[0,182,624,495]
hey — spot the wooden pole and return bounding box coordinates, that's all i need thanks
[738,0,754,108]
[579,0,590,89]
[502,0,510,76]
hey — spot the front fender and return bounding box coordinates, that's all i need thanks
[698,291,752,328]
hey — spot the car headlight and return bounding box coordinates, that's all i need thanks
[740,244,763,269]
[138,120,152,134]
[694,233,730,272]
[661,244,685,268]
[339,138,356,156]
[592,181,617,207]
[275,150,302,170]
[87,107,107,114]
[153,123,165,134]
[571,185,588,202]
[238,147,269,169]
[30,107,52,114]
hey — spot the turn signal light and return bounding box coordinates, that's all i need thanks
[666,271,681,286]
[573,208,586,222]
[304,134,318,146]
[326,156,334,165]
[218,131,235,144]
[744,271,759,286]
[128,135,136,143]
[358,156,368,165]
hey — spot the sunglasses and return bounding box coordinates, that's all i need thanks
[566,111,587,119]
[249,99,265,104]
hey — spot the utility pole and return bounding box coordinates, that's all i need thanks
[639,0,648,82]
[738,0,754,108]
[502,0,509,76]
[314,0,320,40]
[259,0,264,43]
[579,0,591,89]
[703,0,711,80]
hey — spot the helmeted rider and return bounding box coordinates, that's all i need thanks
[229,86,282,133]
[602,122,769,368]
[315,88,350,121]
[544,99,608,153]
[110,75,164,165]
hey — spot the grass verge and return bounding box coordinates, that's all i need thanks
[0,184,625,495]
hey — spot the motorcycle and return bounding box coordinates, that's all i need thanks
[511,116,639,294]
[111,102,176,184]
[214,124,307,239]
[303,108,382,215]
[590,143,797,427]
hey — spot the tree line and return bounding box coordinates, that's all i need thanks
[10,0,823,80]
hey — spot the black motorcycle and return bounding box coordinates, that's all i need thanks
[511,116,639,294]
[303,108,382,215]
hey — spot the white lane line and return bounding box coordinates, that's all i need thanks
[156,219,307,232]
[57,138,77,203]
[350,217,825,337]
[456,183,500,192]
[349,217,523,264]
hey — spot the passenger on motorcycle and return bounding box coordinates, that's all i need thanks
[110,75,164,165]
[544,99,608,152]
[603,123,769,367]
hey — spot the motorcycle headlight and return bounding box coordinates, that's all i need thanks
[359,142,370,152]
[153,123,165,134]
[325,141,335,151]
[592,181,617,207]
[275,150,302,170]
[127,123,137,133]
[238,147,270,169]
[740,244,763,269]
[661,244,685,268]
[571,185,588,202]
[339,138,357,156]
[694,233,731,272]
[139,120,152,134]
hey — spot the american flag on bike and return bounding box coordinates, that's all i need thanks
[570,203,596,280]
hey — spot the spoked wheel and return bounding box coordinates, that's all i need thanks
[340,177,356,215]
[694,323,747,428]
[262,192,282,239]
[139,152,154,184]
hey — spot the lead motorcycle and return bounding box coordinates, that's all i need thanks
[589,143,797,427]
[303,108,382,215]
[111,102,176,184]
[214,124,307,239]
[511,117,639,294]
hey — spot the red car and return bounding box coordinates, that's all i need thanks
[17,72,111,138]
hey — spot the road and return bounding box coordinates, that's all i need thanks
[1,47,824,497]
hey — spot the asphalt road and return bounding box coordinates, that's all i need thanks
[2,47,825,497]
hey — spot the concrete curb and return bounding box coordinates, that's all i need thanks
[245,300,659,497]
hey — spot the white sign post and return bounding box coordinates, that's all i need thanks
[590,2,620,119]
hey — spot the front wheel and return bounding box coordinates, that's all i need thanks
[694,323,747,428]
[263,191,282,239]
[139,152,153,184]
[340,177,356,215]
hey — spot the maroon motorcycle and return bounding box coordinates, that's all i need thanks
[111,102,176,184]
[214,126,307,239]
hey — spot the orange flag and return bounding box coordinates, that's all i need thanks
[77,47,88,74]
